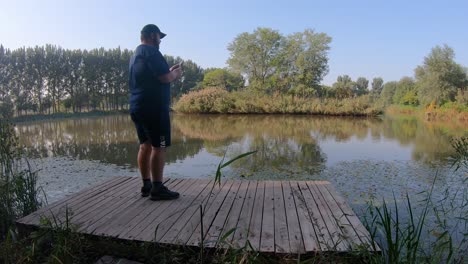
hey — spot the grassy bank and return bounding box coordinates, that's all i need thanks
[386,104,468,122]
[174,88,382,116]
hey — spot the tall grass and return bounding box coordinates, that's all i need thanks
[0,119,41,240]
[174,88,382,116]
[361,136,467,264]
[0,119,43,263]
[386,104,468,122]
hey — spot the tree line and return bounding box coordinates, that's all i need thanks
[0,44,206,117]
[0,27,467,118]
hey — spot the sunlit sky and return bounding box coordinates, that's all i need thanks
[1,0,467,85]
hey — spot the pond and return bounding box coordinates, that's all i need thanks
[15,113,466,245]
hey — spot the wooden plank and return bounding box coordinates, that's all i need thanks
[301,181,349,251]
[310,182,362,249]
[186,180,235,246]
[204,180,242,247]
[37,177,136,228]
[66,177,140,227]
[105,179,188,238]
[133,179,212,242]
[260,181,275,252]
[282,181,305,253]
[291,181,327,251]
[83,178,180,235]
[231,180,257,248]
[159,179,219,244]
[323,183,378,250]
[90,179,180,236]
[247,180,264,251]
[18,178,376,254]
[17,176,129,225]
[273,181,290,253]
[216,180,249,247]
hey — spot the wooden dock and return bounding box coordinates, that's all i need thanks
[17,176,376,254]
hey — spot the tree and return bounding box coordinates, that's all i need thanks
[0,45,14,118]
[45,45,66,113]
[332,75,354,99]
[371,77,384,93]
[393,77,417,105]
[355,77,369,96]
[380,81,398,106]
[282,29,332,97]
[415,44,467,105]
[202,68,244,91]
[227,27,284,92]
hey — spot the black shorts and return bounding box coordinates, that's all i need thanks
[130,111,171,148]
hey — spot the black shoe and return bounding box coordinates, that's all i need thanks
[141,184,152,197]
[150,185,180,200]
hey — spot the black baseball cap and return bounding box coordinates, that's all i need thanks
[141,24,166,39]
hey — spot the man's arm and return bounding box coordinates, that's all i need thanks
[157,67,182,83]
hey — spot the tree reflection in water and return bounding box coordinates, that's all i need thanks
[15,114,465,179]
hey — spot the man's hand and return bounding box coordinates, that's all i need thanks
[172,67,182,78]
[170,62,183,71]
[158,63,183,83]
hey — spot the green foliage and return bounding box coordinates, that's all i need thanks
[214,150,257,186]
[363,172,467,264]
[415,44,468,106]
[450,136,467,171]
[355,77,369,96]
[0,120,40,240]
[174,89,382,116]
[393,77,417,105]
[371,77,384,96]
[400,90,419,106]
[202,68,244,91]
[380,81,398,106]
[0,96,14,119]
[227,27,331,96]
[173,87,231,113]
[2,41,467,119]
[455,89,468,106]
[0,45,205,116]
[227,28,284,93]
[332,75,355,99]
[281,29,332,97]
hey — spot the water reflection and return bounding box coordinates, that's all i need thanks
[16,114,465,177]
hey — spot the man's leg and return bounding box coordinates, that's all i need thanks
[138,142,152,180]
[149,147,179,200]
[150,147,165,183]
[138,142,152,196]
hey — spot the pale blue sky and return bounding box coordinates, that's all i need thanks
[1,0,467,85]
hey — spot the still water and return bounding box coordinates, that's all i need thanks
[15,114,466,209]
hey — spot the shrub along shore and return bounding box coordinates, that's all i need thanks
[386,104,468,122]
[173,87,382,116]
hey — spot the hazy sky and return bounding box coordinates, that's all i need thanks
[1,0,467,85]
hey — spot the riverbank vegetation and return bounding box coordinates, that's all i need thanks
[174,87,380,115]
[1,29,466,119]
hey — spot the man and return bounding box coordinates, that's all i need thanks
[129,24,182,200]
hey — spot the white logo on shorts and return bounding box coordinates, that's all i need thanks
[160,136,166,148]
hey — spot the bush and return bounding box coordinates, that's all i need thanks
[174,89,382,116]
[173,87,230,113]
